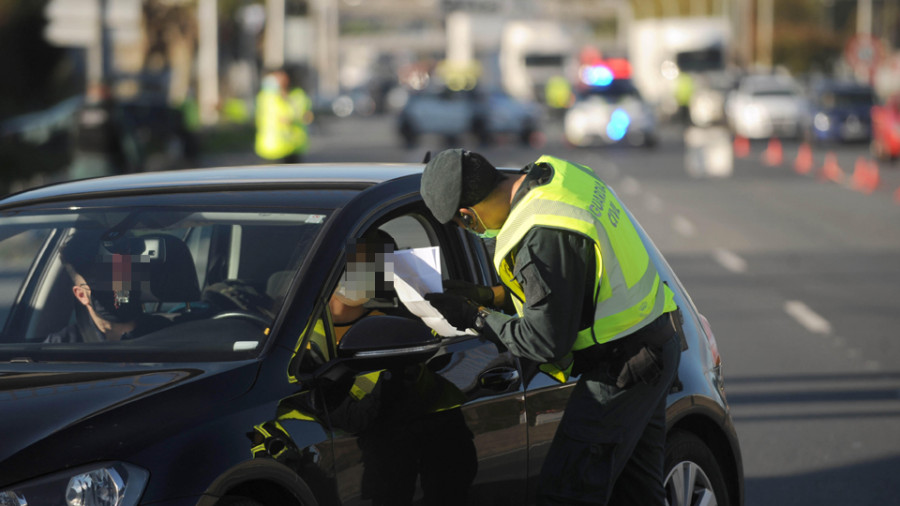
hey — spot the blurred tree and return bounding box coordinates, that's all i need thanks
[142,0,198,104]
[771,0,846,74]
[0,0,75,120]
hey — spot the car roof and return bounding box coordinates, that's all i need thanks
[0,163,427,210]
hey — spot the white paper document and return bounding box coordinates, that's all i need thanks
[392,247,477,337]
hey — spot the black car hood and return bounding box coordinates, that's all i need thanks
[0,361,259,487]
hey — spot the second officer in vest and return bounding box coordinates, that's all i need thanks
[421,149,683,506]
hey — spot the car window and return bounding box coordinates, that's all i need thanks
[291,210,462,376]
[0,206,328,362]
[0,229,54,326]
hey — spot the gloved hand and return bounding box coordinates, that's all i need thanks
[615,345,662,389]
[424,292,481,331]
[442,279,495,307]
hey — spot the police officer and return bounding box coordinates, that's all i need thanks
[255,71,305,163]
[420,149,682,505]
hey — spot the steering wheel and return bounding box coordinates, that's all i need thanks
[211,311,271,329]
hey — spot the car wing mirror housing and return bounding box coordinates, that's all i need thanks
[337,315,441,367]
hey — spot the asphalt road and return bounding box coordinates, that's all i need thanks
[203,114,900,506]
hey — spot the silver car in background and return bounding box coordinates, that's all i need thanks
[725,73,807,139]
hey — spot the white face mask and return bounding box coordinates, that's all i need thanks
[334,278,370,307]
[468,207,500,239]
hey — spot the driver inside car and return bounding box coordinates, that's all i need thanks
[329,228,402,343]
[45,231,171,343]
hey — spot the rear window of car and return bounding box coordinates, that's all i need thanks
[0,204,330,363]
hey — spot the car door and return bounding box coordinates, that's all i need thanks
[473,235,577,503]
[298,207,529,505]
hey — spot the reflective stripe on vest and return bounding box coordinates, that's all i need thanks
[494,156,676,380]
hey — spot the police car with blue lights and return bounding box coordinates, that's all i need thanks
[563,60,658,148]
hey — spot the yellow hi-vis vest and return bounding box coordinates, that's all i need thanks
[493,155,677,382]
[255,90,306,160]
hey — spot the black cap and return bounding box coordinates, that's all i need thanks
[421,149,497,224]
[420,149,465,223]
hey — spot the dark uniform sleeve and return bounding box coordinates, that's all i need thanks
[482,227,596,363]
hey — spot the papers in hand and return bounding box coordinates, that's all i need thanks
[392,247,477,337]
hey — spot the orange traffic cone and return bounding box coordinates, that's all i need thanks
[794,142,813,174]
[852,157,869,191]
[852,157,881,194]
[763,137,783,166]
[819,152,844,183]
[867,160,881,192]
[733,135,750,158]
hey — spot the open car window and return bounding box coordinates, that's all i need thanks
[291,209,472,376]
[0,206,329,363]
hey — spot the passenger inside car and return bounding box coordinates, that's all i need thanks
[45,231,171,343]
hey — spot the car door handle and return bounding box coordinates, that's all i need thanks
[479,367,520,391]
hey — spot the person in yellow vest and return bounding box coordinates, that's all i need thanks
[255,71,306,163]
[299,228,477,503]
[544,75,573,118]
[420,149,682,506]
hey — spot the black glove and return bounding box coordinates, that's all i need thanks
[442,279,495,307]
[424,292,481,331]
[615,346,663,389]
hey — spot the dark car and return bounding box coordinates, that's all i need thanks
[0,165,743,506]
[398,86,541,148]
[806,80,876,143]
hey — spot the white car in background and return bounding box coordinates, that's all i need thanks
[564,79,658,148]
[725,73,808,139]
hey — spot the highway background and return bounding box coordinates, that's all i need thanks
[202,114,900,505]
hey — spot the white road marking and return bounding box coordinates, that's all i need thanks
[673,215,696,237]
[784,300,832,334]
[712,248,747,273]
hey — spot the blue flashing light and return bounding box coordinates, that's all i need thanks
[607,109,630,141]
[581,65,614,87]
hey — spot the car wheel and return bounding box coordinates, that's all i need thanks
[664,430,730,506]
[518,125,534,146]
[218,497,264,506]
[399,119,418,148]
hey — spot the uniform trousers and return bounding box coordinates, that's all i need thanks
[536,328,681,505]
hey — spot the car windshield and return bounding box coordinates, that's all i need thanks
[818,89,874,108]
[749,84,799,97]
[0,205,328,363]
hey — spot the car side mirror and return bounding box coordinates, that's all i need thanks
[337,315,441,366]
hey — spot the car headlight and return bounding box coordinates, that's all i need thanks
[740,104,766,127]
[0,462,148,506]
